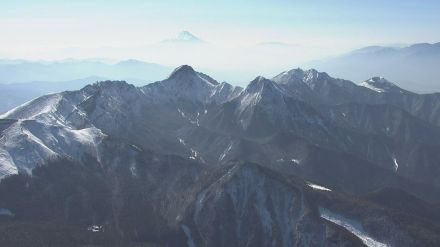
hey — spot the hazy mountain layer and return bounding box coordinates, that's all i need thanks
[307,42,440,93]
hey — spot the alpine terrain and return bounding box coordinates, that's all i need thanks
[1,65,440,247]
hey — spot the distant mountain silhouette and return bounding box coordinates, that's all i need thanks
[0,59,171,83]
[306,42,440,93]
[160,31,206,44]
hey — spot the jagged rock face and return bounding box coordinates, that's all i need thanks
[210,81,243,104]
[234,77,311,132]
[272,68,377,105]
[184,164,303,247]
[383,93,440,127]
[204,76,331,141]
[0,140,206,246]
[273,68,440,127]
[2,160,436,247]
[180,164,369,247]
[319,103,440,186]
[2,65,440,246]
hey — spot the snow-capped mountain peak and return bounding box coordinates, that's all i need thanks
[143,65,237,104]
[236,77,287,119]
[245,76,283,94]
[169,64,197,78]
[177,31,202,42]
[161,31,205,44]
[273,68,305,84]
[273,68,330,87]
[239,76,284,106]
[360,77,403,93]
[167,65,218,86]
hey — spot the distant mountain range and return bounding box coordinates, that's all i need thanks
[0,59,171,83]
[1,65,440,246]
[0,59,172,113]
[2,40,440,115]
[307,42,440,93]
[0,76,107,114]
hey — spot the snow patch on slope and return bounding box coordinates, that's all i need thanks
[219,142,234,161]
[0,208,14,217]
[307,182,332,192]
[359,77,403,94]
[178,108,200,126]
[360,81,386,93]
[319,207,389,247]
[392,156,399,171]
[0,93,62,120]
[0,119,106,180]
[0,121,59,177]
[0,153,18,177]
[87,225,103,233]
[181,224,196,247]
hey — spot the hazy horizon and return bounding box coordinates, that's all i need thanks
[2,0,440,80]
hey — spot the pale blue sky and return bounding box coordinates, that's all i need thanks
[1,0,439,70]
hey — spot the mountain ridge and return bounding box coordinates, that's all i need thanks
[307,42,440,92]
[1,65,440,246]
